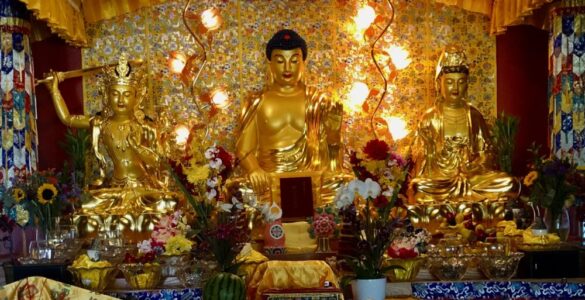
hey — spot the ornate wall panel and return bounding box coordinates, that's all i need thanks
[82,0,495,152]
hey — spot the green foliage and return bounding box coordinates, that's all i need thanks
[524,144,577,229]
[491,112,519,174]
[59,128,90,186]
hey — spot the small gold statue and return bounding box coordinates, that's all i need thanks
[45,54,178,216]
[411,46,520,203]
[236,29,345,207]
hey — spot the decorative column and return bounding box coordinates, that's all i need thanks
[549,5,585,168]
[0,0,38,186]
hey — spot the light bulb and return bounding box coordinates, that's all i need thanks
[168,51,187,74]
[174,124,191,146]
[387,46,411,70]
[201,7,221,31]
[347,81,369,111]
[211,88,229,108]
[354,6,376,30]
[385,116,409,140]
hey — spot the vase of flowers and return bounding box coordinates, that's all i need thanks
[386,221,430,282]
[170,141,248,300]
[335,139,411,300]
[523,146,577,240]
[308,205,339,253]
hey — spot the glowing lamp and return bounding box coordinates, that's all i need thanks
[174,124,191,146]
[211,88,229,108]
[354,6,376,30]
[168,51,187,74]
[385,116,409,140]
[347,81,369,111]
[387,46,411,70]
[201,7,222,31]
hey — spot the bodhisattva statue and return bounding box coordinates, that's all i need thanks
[411,46,520,203]
[236,29,345,208]
[45,54,178,215]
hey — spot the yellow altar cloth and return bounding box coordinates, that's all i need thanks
[283,222,317,254]
[0,276,116,299]
[247,260,338,300]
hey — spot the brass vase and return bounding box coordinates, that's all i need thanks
[385,256,426,282]
[316,236,331,253]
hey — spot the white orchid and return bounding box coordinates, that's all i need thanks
[207,177,219,188]
[262,202,283,222]
[209,158,223,170]
[218,196,244,212]
[206,188,217,201]
[347,179,363,194]
[137,240,153,254]
[205,146,218,159]
[334,186,354,209]
[358,178,381,199]
[382,187,395,198]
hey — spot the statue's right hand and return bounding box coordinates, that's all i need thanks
[44,71,64,90]
[249,169,271,195]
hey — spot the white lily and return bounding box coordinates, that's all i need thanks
[358,178,381,199]
[263,202,282,222]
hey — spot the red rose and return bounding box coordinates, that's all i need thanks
[363,139,390,160]
[372,195,389,209]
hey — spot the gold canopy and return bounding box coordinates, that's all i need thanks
[20,0,558,48]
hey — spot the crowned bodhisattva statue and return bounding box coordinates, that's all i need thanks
[45,54,178,217]
[411,46,520,203]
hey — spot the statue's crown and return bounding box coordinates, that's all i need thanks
[104,53,140,86]
[435,46,469,80]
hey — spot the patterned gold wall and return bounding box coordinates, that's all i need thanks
[82,0,496,152]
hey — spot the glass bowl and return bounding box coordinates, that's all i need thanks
[427,255,471,281]
[385,256,426,282]
[119,263,162,289]
[158,254,190,277]
[477,252,524,280]
[68,265,118,292]
[177,260,218,288]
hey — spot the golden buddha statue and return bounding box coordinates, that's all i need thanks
[45,54,178,216]
[411,46,520,203]
[236,29,345,210]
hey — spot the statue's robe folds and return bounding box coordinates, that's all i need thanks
[411,102,520,203]
[236,87,345,207]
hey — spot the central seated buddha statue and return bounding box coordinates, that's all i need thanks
[411,46,520,203]
[236,29,346,218]
[45,54,178,221]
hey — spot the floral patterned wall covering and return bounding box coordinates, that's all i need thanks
[82,0,495,152]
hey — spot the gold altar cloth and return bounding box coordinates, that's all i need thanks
[0,276,116,299]
[247,260,338,300]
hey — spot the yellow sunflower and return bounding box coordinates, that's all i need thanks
[523,171,539,187]
[12,188,25,203]
[37,183,58,205]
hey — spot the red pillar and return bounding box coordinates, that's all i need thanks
[496,25,550,176]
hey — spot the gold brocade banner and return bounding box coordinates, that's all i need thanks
[19,0,87,46]
[82,0,168,24]
[82,0,496,153]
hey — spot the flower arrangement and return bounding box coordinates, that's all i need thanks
[170,138,249,273]
[307,205,340,239]
[335,139,411,279]
[522,146,578,231]
[127,210,193,263]
[388,221,430,259]
[0,170,82,233]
